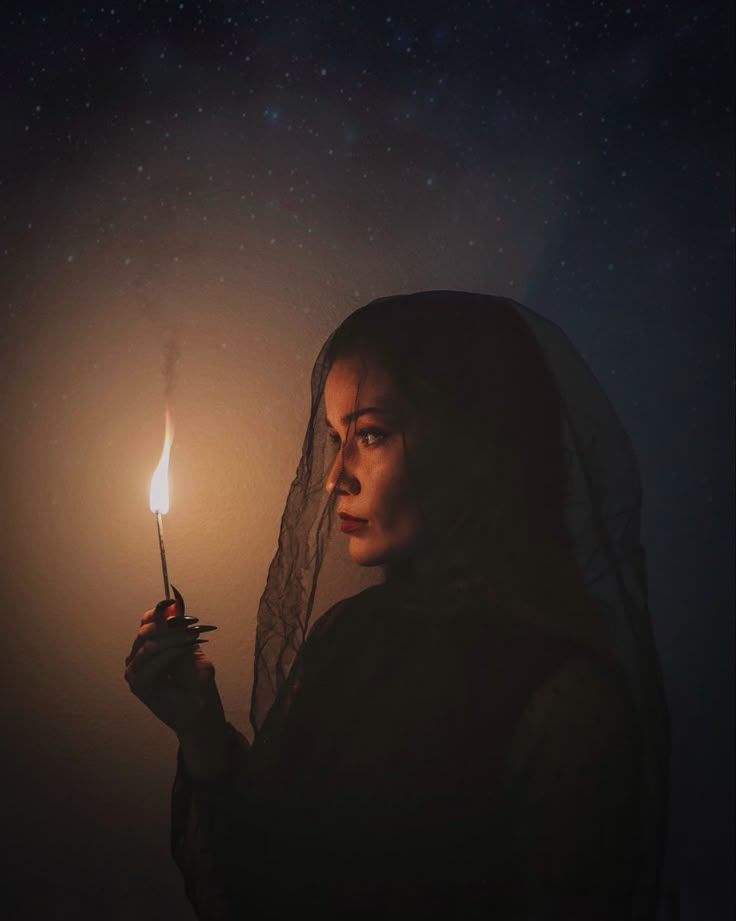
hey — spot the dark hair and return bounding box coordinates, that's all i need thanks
[322,292,602,642]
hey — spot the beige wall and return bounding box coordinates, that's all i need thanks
[0,133,564,921]
[0,150,553,917]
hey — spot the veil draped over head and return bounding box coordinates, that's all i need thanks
[249,291,671,916]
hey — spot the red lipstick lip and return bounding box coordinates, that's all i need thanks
[340,519,367,533]
[338,512,368,533]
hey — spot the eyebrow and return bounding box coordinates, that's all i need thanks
[324,406,395,428]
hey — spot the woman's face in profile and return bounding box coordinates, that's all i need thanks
[323,356,424,567]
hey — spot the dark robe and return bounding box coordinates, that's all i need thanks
[172,583,640,920]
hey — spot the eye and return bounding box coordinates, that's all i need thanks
[356,428,386,447]
[326,428,386,449]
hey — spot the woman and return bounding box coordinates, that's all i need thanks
[126,291,670,919]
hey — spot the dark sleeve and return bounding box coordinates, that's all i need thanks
[171,721,251,921]
[169,597,357,920]
[168,611,335,921]
[499,656,642,919]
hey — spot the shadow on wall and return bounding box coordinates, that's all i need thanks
[7,872,196,921]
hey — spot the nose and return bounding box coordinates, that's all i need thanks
[325,441,360,496]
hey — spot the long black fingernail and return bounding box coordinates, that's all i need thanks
[156,598,177,613]
[167,615,199,629]
[171,584,185,615]
[187,625,217,635]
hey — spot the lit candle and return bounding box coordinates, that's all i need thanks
[149,407,174,599]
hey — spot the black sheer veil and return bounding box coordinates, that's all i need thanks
[249,291,671,916]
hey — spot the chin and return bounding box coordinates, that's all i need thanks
[348,534,415,568]
[348,543,389,567]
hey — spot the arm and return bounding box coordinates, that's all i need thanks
[169,634,318,920]
[169,599,351,920]
[126,600,252,917]
[171,721,252,921]
[500,655,642,920]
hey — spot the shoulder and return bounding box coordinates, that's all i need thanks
[306,583,388,642]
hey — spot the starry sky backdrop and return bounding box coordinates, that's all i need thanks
[0,2,733,919]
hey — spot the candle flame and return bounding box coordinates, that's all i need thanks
[150,408,174,514]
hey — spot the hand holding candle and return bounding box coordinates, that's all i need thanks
[124,591,223,745]
[124,408,226,769]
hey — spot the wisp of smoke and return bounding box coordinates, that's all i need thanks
[162,334,181,403]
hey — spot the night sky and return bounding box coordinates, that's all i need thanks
[1,2,733,919]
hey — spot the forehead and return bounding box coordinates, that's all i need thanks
[324,357,401,412]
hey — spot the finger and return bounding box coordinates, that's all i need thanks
[166,615,200,629]
[140,600,176,626]
[133,633,206,667]
[140,593,186,626]
[129,630,198,662]
[126,622,215,666]
[126,623,153,665]
[156,630,214,647]
[125,644,200,690]
[126,620,166,664]
[128,635,204,674]
[136,620,210,643]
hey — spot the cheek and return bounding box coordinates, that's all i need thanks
[372,459,417,530]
